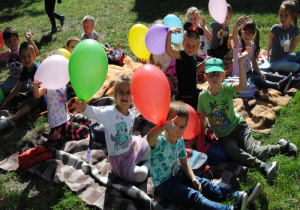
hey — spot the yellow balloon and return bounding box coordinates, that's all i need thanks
[58,48,71,60]
[128,24,151,60]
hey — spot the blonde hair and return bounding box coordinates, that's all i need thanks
[167,101,189,122]
[82,15,95,24]
[186,6,200,21]
[279,0,298,25]
[113,74,131,99]
[66,36,80,47]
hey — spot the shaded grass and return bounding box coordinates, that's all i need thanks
[0,0,299,209]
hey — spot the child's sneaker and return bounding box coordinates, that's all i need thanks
[279,73,292,94]
[60,15,65,27]
[0,117,13,132]
[242,183,261,204]
[233,192,247,210]
[277,139,298,157]
[260,161,277,180]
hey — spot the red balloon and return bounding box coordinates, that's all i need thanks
[131,64,171,125]
[0,30,4,51]
[183,104,201,140]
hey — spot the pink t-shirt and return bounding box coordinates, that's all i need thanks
[232,39,254,76]
[46,88,70,128]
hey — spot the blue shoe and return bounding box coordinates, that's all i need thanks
[48,27,57,34]
[60,15,65,27]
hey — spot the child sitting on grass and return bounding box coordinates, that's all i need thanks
[81,15,112,54]
[198,49,298,181]
[0,27,39,96]
[0,42,41,131]
[147,101,261,210]
[65,36,80,53]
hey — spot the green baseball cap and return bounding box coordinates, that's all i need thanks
[205,58,224,73]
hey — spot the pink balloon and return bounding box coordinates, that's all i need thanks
[208,0,228,24]
[131,64,171,125]
[34,55,69,90]
[183,104,201,140]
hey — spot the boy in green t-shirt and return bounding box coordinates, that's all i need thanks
[198,48,298,180]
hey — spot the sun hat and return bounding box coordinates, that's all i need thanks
[205,58,224,74]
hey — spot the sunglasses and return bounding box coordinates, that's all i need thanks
[207,72,222,78]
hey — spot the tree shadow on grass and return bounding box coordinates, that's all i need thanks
[132,0,287,23]
[0,0,44,24]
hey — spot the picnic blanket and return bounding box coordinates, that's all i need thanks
[91,56,297,134]
[0,97,246,210]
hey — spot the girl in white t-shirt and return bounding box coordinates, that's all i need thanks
[72,74,150,183]
[186,6,210,60]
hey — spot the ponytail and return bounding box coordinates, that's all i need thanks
[253,28,260,59]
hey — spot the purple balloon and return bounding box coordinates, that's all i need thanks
[145,23,169,55]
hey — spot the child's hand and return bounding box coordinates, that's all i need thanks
[32,80,42,89]
[25,29,32,41]
[192,178,202,192]
[169,27,182,35]
[237,15,249,25]
[71,97,87,113]
[238,46,250,61]
[163,117,178,139]
[138,58,147,64]
[201,17,206,29]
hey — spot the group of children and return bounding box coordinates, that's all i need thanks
[0,0,299,209]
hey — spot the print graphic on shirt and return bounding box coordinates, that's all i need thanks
[244,60,251,70]
[9,53,20,76]
[217,29,228,46]
[208,100,231,129]
[280,34,291,52]
[56,90,67,107]
[110,121,131,151]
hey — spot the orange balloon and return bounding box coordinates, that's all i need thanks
[183,104,201,140]
[131,64,171,125]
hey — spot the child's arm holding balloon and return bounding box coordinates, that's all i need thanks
[165,28,182,60]
[32,80,47,98]
[71,98,87,113]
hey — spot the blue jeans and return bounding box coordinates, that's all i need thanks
[155,170,238,210]
[270,52,300,73]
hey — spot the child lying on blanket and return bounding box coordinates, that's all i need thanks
[33,51,91,141]
[72,74,150,183]
[198,50,298,181]
[147,101,261,210]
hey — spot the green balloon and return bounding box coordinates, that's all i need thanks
[0,87,4,104]
[69,39,108,101]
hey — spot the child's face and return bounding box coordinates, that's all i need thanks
[168,115,187,143]
[4,35,20,52]
[20,48,35,69]
[241,29,255,44]
[83,20,94,35]
[183,37,199,56]
[206,71,224,87]
[279,9,292,28]
[225,11,231,23]
[66,40,80,53]
[115,83,132,114]
[189,13,200,28]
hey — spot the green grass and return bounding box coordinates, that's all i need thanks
[0,0,300,209]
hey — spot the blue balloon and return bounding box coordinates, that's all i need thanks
[163,14,183,44]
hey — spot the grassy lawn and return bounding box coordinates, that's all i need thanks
[0,0,299,209]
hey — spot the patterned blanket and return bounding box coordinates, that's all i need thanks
[0,97,246,209]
